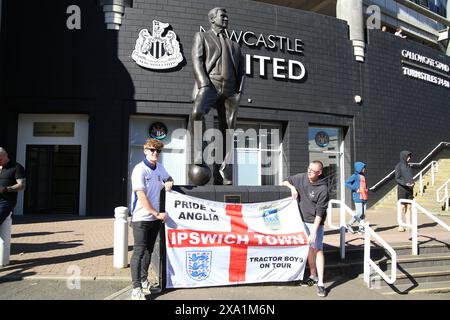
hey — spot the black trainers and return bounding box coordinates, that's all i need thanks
[300,277,318,287]
[317,286,327,297]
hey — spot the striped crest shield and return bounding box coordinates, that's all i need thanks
[152,40,166,60]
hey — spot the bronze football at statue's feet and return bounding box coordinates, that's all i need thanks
[188,164,212,186]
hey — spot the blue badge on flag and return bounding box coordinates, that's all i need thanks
[262,206,281,230]
[186,251,212,281]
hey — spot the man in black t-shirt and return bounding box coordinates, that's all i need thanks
[282,160,329,298]
[0,147,26,225]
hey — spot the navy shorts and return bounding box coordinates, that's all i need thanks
[0,199,14,225]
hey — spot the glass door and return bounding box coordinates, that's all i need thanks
[308,127,344,201]
[24,145,81,214]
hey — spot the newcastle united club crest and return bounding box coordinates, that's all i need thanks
[132,20,183,70]
[186,251,211,281]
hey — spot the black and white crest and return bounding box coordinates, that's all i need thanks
[131,20,183,70]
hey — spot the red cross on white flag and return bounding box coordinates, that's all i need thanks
[165,191,309,288]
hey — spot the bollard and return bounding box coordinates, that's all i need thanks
[113,206,129,269]
[0,213,12,267]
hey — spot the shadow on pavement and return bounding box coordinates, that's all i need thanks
[11,215,114,226]
[12,231,73,238]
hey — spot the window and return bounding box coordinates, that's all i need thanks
[308,126,344,201]
[232,121,283,186]
[128,116,188,205]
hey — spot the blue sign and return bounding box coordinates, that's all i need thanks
[315,131,329,148]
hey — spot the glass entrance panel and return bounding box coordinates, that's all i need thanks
[128,116,187,206]
[308,127,343,201]
[24,145,81,214]
[231,121,283,186]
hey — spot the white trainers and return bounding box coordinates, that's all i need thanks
[141,280,161,294]
[131,288,146,300]
[141,280,152,294]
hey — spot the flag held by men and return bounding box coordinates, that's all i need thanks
[165,191,309,288]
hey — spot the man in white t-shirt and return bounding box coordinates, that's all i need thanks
[129,139,173,300]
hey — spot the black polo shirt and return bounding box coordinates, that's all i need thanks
[0,161,26,204]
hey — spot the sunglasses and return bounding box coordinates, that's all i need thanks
[308,168,321,174]
[146,148,162,154]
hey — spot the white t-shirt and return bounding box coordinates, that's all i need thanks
[130,160,171,222]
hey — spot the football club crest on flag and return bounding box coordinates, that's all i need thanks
[132,20,183,70]
[261,204,281,230]
[186,251,212,281]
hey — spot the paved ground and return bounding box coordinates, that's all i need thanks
[0,278,129,300]
[1,209,450,300]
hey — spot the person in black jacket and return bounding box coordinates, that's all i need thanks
[0,147,26,225]
[395,150,414,232]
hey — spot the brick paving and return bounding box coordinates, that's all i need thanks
[1,209,450,281]
[0,215,134,280]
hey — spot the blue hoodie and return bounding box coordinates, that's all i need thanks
[345,162,368,203]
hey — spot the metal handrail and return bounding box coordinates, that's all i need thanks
[414,161,438,196]
[436,179,450,211]
[327,199,353,260]
[370,141,450,191]
[327,200,397,288]
[361,219,397,288]
[397,199,450,255]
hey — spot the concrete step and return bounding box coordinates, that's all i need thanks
[378,280,450,295]
[373,203,447,212]
[435,211,450,217]
[381,253,450,270]
[324,241,450,262]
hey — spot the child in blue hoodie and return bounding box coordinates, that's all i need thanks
[345,162,368,234]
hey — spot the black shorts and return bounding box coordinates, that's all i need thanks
[0,199,14,225]
[398,185,414,200]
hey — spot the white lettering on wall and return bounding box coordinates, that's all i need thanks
[199,26,306,81]
[401,49,450,72]
[246,55,306,80]
[273,58,286,79]
[402,66,450,88]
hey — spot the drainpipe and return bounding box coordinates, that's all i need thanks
[336,0,365,62]
[99,0,132,30]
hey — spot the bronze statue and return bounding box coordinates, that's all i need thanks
[189,7,245,186]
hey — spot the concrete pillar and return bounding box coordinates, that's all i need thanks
[113,206,129,268]
[99,0,132,30]
[0,214,12,267]
[336,0,365,62]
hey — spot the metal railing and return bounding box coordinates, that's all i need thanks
[370,141,450,191]
[397,199,450,255]
[327,200,397,288]
[361,219,397,288]
[414,160,438,196]
[436,179,450,211]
